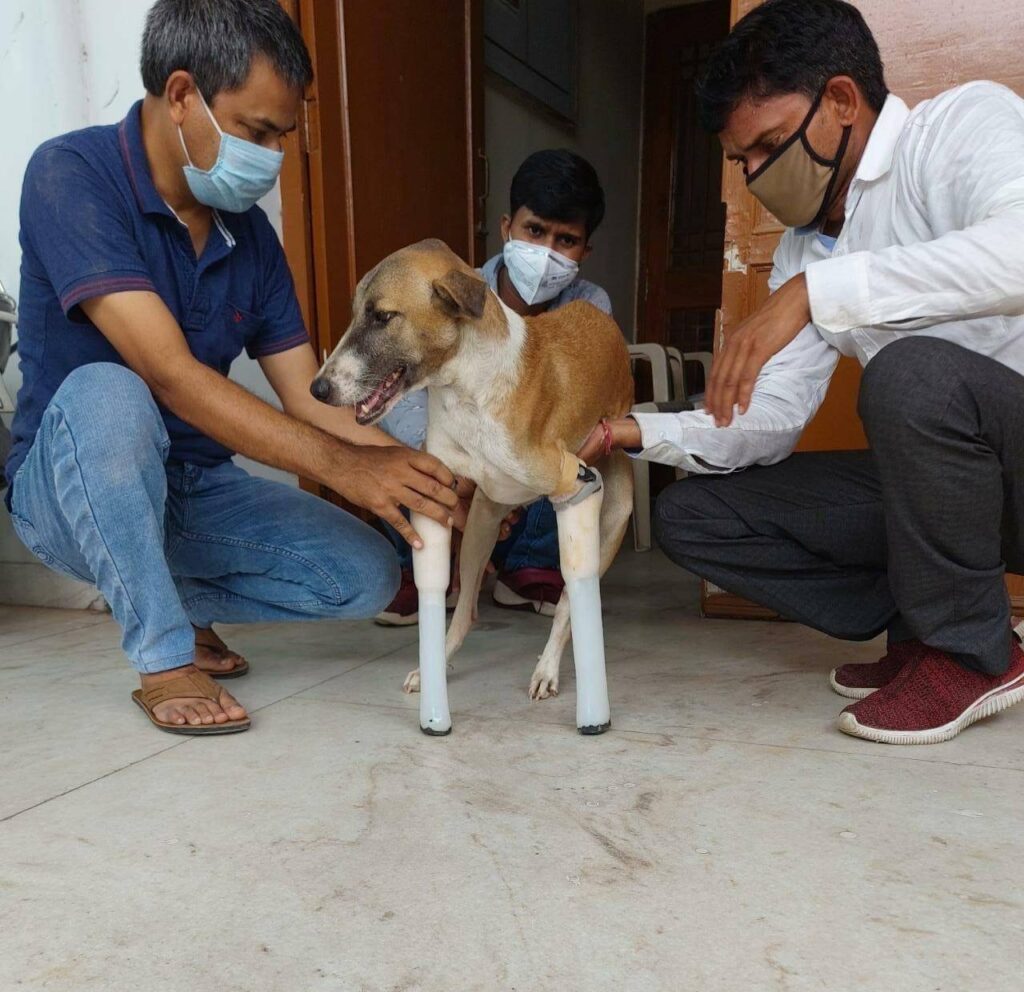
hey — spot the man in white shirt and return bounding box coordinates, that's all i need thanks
[580,0,1024,744]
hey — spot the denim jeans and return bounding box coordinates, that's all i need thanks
[7,363,400,673]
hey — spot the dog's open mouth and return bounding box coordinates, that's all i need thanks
[354,366,407,425]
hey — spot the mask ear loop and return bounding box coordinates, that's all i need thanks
[806,122,853,228]
[177,86,221,169]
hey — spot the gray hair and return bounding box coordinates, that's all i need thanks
[141,0,313,100]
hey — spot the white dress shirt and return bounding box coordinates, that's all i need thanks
[633,81,1024,472]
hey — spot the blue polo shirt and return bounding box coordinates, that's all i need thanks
[6,100,309,495]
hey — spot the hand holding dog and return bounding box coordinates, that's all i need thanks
[577,417,642,464]
[336,446,464,548]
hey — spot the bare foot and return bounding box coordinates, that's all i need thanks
[141,665,249,727]
[192,625,247,675]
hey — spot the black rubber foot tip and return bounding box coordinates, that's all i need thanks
[578,721,611,736]
[421,724,452,737]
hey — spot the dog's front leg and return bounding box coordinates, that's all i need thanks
[409,513,452,736]
[552,466,610,735]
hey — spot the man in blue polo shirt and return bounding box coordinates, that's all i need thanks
[5,0,461,735]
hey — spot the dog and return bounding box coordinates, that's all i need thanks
[313,239,634,731]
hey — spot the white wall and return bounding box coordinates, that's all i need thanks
[484,0,646,334]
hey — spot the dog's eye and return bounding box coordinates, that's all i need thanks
[370,310,395,326]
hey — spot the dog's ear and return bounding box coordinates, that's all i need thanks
[432,269,487,320]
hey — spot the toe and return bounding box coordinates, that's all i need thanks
[217,690,248,721]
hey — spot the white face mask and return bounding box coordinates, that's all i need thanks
[502,239,579,306]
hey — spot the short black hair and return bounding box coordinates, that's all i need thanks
[141,0,313,100]
[696,0,888,133]
[510,150,606,239]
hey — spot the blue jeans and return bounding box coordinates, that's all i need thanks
[7,363,400,673]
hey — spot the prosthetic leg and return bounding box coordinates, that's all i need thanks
[411,513,452,735]
[553,467,611,734]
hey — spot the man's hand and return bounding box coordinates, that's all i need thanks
[576,417,642,464]
[332,446,463,549]
[705,272,811,427]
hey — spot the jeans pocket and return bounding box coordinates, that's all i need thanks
[9,510,92,583]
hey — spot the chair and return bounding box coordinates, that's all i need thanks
[626,343,715,551]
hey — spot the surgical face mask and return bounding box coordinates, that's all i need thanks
[502,238,580,306]
[745,86,852,229]
[178,90,284,213]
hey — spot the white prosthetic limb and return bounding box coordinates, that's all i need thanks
[553,466,610,735]
[411,512,452,736]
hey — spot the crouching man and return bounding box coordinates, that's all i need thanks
[5,0,461,735]
[581,0,1024,744]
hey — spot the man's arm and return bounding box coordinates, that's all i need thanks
[582,234,838,471]
[80,291,461,547]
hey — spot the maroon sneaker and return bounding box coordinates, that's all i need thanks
[829,640,925,699]
[493,567,565,618]
[838,642,1024,744]
[374,569,458,627]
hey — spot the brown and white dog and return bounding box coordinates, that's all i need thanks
[313,239,634,734]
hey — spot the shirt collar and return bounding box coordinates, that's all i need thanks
[118,100,175,218]
[851,92,911,184]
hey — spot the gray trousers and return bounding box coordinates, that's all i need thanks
[654,337,1024,675]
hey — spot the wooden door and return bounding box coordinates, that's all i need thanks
[278,0,485,507]
[280,0,484,365]
[637,0,730,374]
[706,0,1024,616]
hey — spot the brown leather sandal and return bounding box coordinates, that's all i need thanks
[131,670,251,735]
[193,629,250,679]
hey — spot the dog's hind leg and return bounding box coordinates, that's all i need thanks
[445,489,515,661]
[529,453,633,722]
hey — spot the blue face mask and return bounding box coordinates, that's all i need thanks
[178,90,284,213]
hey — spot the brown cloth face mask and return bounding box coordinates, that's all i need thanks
[746,86,852,229]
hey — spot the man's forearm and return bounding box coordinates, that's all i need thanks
[157,362,351,486]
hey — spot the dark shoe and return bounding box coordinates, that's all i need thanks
[829,640,924,700]
[837,642,1024,745]
[492,567,564,618]
[374,569,458,627]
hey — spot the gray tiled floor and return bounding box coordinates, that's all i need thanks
[2,550,1022,991]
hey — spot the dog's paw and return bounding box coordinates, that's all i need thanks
[529,669,559,700]
[403,669,421,694]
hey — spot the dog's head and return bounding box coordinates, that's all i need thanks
[311,239,490,425]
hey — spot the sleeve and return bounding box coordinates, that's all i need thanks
[585,284,613,316]
[20,144,156,319]
[246,208,310,359]
[630,232,839,473]
[805,84,1024,334]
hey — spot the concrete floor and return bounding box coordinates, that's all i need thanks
[1,549,1022,992]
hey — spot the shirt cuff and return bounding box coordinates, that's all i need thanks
[805,252,872,334]
[60,271,156,316]
[246,328,310,359]
[629,411,680,452]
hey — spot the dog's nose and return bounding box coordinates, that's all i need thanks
[310,377,333,402]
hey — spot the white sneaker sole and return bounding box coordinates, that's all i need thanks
[828,669,879,700]
[837,669,1024,745]
[492,581,558,618]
